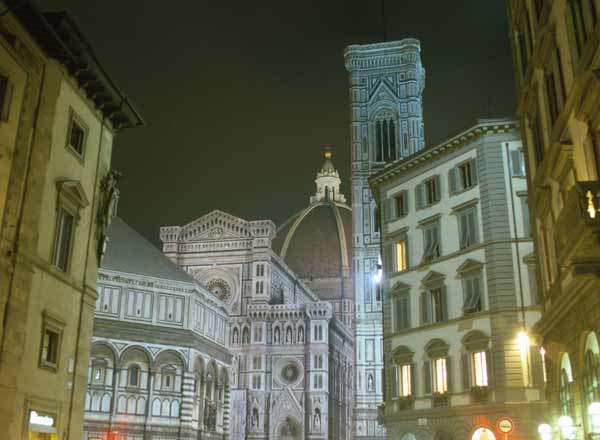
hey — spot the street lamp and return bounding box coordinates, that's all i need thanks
[557,415,576,440]
[589,402,600,433]
[537,423,552,440]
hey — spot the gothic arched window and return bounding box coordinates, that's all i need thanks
[560,353,574,416]
[375,117,397,163]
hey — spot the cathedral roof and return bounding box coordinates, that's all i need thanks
[272,201,352,284]
[102,217,196,284]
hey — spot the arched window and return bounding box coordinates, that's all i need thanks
[232,327,239,345]
[128,364,141,387]
[375,117,397,163]
[242,327,250,344]
[583,332,600,420]
[560,353,574,416]
[298,326,304,343]
[274,326,281,344]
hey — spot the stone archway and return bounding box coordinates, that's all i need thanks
[276,416,302,440]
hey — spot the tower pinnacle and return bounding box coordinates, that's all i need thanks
[310,147,346,205]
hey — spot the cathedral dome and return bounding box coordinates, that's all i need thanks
[272,201,352,282]
[272,149,352,301]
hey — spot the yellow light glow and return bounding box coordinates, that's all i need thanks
[517,331,530,352]
[587,190,597,219]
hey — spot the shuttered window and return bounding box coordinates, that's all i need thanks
[458,208,479,249]
[422,223,441,262]
[416,176,441,209]
[420,287,447,324]
[510,149,526,176]
[462,275,483,314]
[394,294,410,331]
[449,159,478,194]
[394,191,408,218]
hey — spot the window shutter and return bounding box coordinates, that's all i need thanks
[473,275,482,311]
[470,158,478,184]
[530,346,544,388]
[415,184,424,209]
[420,291,429,324]
[423,360,432,395]
[402,191,409,216]
[410,362,416,397]
[402,295,410,329]
[445,356,452,393]
[449,168,458,194]
[469,210,479,244]
[440,286,448,322]
[384,243,394,274]
[486,349,494,387]
[387,198,395,222]
[434,175,441,201]
[390,366,398,398]
[461,353,471,391]
[459,213,468,249]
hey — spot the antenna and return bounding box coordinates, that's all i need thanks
[381,0,388,42]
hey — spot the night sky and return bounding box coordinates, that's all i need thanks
[41,0,516,245]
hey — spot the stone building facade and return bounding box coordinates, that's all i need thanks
[160,157,355,440]
[371,119,546,440]
[83,218,231,440]
[507,0,600,437]
[0,3,141,440]
[344,39,426,439]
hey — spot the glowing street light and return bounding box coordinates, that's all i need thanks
[517,330,530,352]
[537,423,552,440]
[557,415,576,440]
[373,255,382,284]
[589,402,600,433]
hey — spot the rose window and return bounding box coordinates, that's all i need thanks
[206,279,231,302]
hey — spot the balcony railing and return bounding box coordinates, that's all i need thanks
[470,386,490,404]
[555,182,600,277]
[433,392,449,408]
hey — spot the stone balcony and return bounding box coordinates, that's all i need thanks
[555,181,600,279]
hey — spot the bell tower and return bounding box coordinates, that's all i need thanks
[344,39,425,439]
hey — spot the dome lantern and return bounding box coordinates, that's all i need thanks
[310,146,346,204]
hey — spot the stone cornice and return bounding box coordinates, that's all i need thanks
[344,39,422,72]
[369,119,519,194]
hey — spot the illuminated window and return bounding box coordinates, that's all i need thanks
[471,351,488,387]
[395,239,408,272]
[399,364,412,397]
[583,333,600,426]
[432,358,448,394]
[560,354,574,416]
